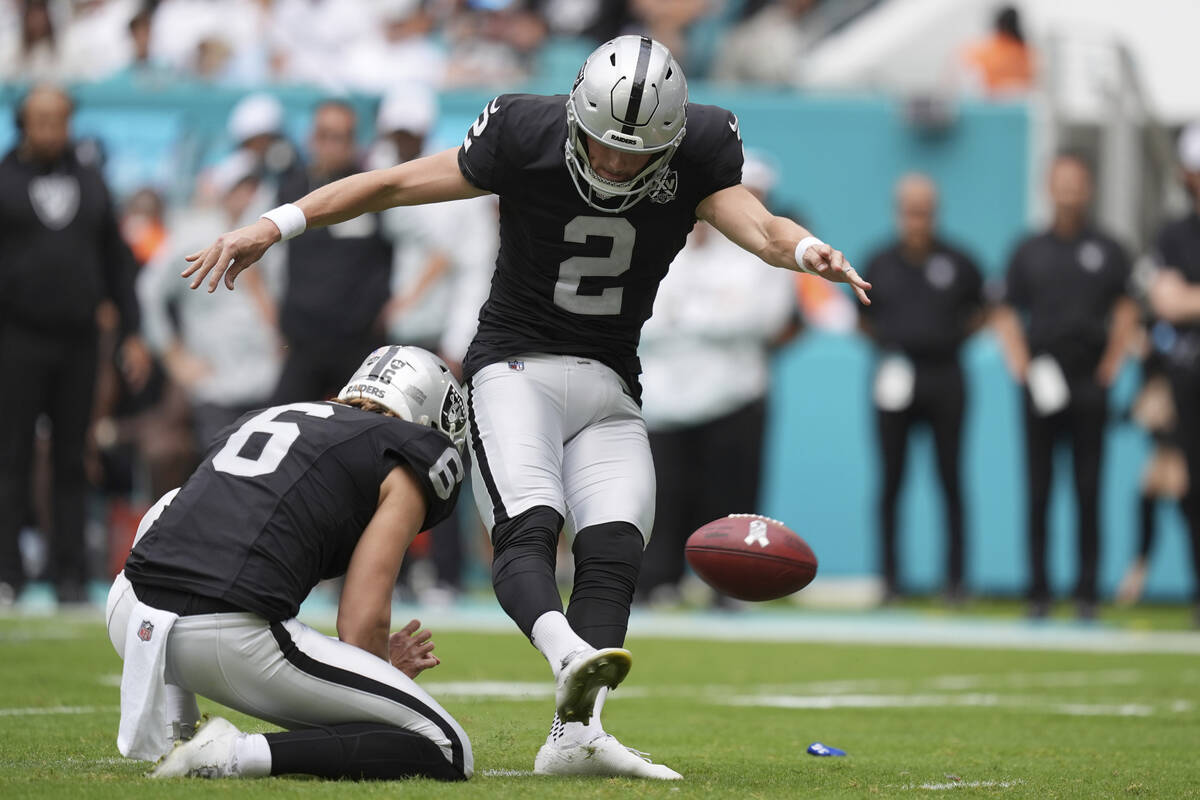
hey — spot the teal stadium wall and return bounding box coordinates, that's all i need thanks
[0,82,1190,600]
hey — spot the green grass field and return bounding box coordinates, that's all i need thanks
[2,608,1199,799]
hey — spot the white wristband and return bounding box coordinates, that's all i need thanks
[261,203,307,241]
[794,236,825,274]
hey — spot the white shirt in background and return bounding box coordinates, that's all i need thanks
[639,225,797,431]
[138,208,283,406]
[382,194,498,364]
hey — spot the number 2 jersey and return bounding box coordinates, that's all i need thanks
[124,402,463,622]
[457,93,744,400]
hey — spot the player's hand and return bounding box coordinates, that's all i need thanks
[802,244,871,305]
[182,218,281,293]
[388,619,440,679]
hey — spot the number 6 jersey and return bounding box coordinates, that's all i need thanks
[457,93,744,401]
[124,402,463,622]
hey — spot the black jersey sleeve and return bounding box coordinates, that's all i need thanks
[690,106,745,201]
[377,420,465,531]
[458,95,512,194]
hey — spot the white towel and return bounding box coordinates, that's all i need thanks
[117,601,179,761]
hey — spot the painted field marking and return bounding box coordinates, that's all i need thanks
[0,705,118,717]
[482,769,536,777]
[720,693,1156,717]
[420,681,650,700]
[900,779,1024,790]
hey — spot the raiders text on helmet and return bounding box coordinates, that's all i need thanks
[337,346,467,451]
[565,35,688,213]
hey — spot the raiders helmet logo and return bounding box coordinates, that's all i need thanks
[648,168,678,204]
[29,174,80,230]
[440,385,467,439]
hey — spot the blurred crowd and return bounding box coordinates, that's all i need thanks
[0,0,1036,92]
[18,4,1200,622]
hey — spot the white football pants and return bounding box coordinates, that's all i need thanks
[466,354,655,541]
[106,495,473,777]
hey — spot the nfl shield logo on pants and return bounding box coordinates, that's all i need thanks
[508,360,525,371]
[137,620,154,642]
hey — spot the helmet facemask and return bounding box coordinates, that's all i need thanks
[563,36,688,214]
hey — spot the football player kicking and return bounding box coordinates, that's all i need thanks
[183,36,870,779]
[105,346,473,781]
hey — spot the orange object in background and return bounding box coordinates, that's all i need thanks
[963,33,1035,95]
[107,499,151,578]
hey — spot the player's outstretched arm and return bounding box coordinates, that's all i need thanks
[697,184,871,305]
[182,147,489,293]
[337,465,428,662]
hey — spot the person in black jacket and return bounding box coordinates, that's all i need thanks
[0,85,148,605]
[1147,122,1200,625]
[270,100,394,404]
[993,153,1138,620]
[861,174,985,604]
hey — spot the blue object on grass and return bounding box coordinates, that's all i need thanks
[807,742,847,756]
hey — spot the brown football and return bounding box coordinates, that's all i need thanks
[685,514,818,601]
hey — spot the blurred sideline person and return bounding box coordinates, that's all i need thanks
[993,154,1137,620]
[0,85,150,605]
[636,153,797,603]
[105,346,472,781]
[1115,348,1187,605]
[1147,122,1200,623]
[861,174,985,604]
[182,35,869,779]
[371,85,500,601]
[138,152,283,448]
[271,100,394,404]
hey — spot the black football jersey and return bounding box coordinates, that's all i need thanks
[457,93,744,399]
[124,402,464,621]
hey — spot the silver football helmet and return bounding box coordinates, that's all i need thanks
[565,35,688,213]
[337,346,467,452]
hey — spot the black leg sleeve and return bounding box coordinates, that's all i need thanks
[1138,492,1158,560]
[46,334,98,592]
[929,367,967,592]
[266,723,465,781]
[567,522,644,649]
[1023,392,1057,602]
[490,505,565,638]
[876,407,910,595]
[1070,381,1107,604]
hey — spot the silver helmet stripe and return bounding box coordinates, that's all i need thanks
[620,36,654,135]
[368,345,401,381]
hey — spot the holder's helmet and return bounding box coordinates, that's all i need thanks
[565,35,688,213]
[337,346,467,451]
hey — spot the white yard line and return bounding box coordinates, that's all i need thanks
[481,769,536,777]
[901,779,1024,790]
[294,604,1200,655]
[0,705,118,717]
[721,693,1156,717]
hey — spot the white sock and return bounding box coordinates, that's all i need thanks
[550,687,608,745]
[530,611,591,675]
[165,685,199,742]
[233,733,272,778]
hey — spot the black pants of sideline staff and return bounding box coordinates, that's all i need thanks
[1023,378,1108,607]
[0,323,98,600]
[876,360,966,599]
[637,397,767,600]
[1169,364,1200,604]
